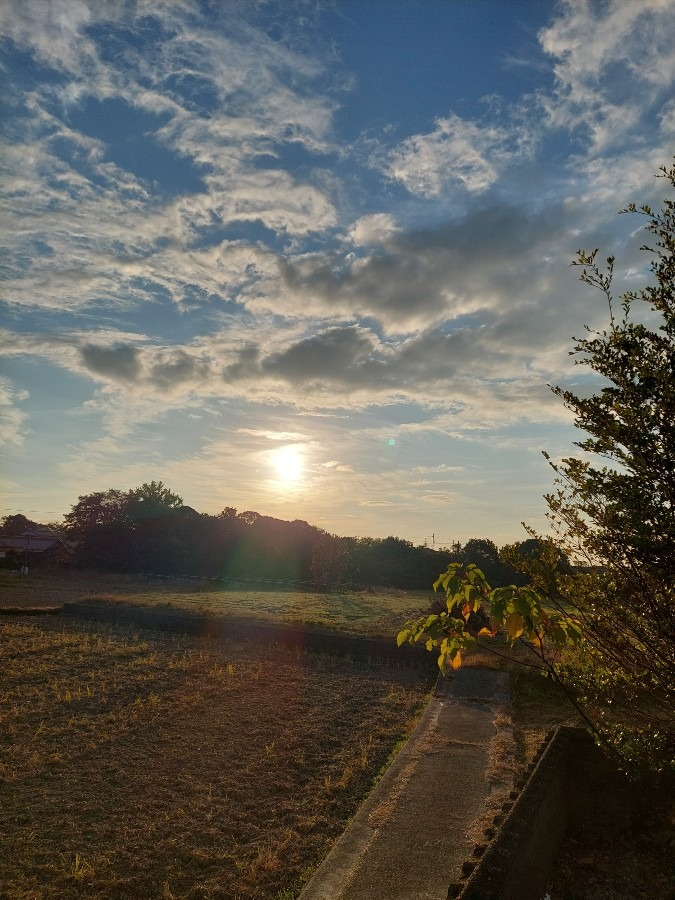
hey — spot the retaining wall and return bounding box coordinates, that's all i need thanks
[447,725,644,900]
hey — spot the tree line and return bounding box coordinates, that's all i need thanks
[1,482,545,590]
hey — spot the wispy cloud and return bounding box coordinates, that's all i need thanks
[0,378,29,448]
[538,0,675,152]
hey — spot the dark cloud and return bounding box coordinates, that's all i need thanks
[262,326,377,384]
[277,202,569,330]
[80,344,142,383]
[223,344,261,382]
[219,324,515,401]
[149,350,205,390]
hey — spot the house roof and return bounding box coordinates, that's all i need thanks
[0,531,71,553]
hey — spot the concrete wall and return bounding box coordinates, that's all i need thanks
[448,726,643,900]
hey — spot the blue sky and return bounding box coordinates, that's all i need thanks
[1,0,674,546]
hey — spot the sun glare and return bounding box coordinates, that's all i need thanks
[272,445,304,483]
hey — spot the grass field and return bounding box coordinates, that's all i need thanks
[4,570,666,898]
[0,614,435,899]
[0,570,434,637]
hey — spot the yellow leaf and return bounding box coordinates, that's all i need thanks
[450,651,462,670]
[505,613,525,641]
[477,627,492,637]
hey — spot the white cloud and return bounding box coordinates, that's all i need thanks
[386,113,525,198]
[658,99,675,135]
[349,213,399,246]
[538,0,675,152]
[236,428,307,442]
[0,0,94,76]
[380,0,675,204]
[0,0,339,318]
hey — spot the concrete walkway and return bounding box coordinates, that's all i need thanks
[300,668,510,900]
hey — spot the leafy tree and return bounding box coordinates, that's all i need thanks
[400,162,675,770]
[64,489,133,570]
[461,537,518,585]
[64,489,131,536]
[128,481,183,519]
[311,533,356,590]
[541,161,675,768]
[237,510,261,526]
[397,556,587,755]
[64,484,185,572]
[1,514,43,535]
[461,538,499,563]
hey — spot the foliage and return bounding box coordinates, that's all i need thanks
[397,560,582,675]
[461,537,521,585]
[401,162,675,771]
[54,482,531,589]
[64,489,131,536]
[310,533,355,590]
[127,480,183,519]
[543,161,675,769]
[0,514,43,535]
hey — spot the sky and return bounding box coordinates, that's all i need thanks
[1,0,674,548]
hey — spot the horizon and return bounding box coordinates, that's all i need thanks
[2,1,674,546]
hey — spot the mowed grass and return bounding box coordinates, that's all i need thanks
[0,615,435,899]
[0,570,435,636]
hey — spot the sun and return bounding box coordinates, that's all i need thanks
[271,444,304,483]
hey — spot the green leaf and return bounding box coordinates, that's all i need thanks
[490,587,514,621]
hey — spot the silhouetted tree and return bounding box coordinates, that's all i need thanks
[1,514,43,535]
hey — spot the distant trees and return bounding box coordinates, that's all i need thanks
[38,484,526,590]
[310,534,356,590]
[128,481,183,516]
[460,538,517,585]
[1,514,44,535]
[64,489,133,571]
[63,483,184,573]
[65,489,131,534]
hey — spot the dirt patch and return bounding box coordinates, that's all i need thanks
[0,616,434,899]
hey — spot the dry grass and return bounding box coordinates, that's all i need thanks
[0,615,434,899]
[0,570,433,637]
[461,644,581,850]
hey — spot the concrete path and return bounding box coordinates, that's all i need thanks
[300,668,510,900]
